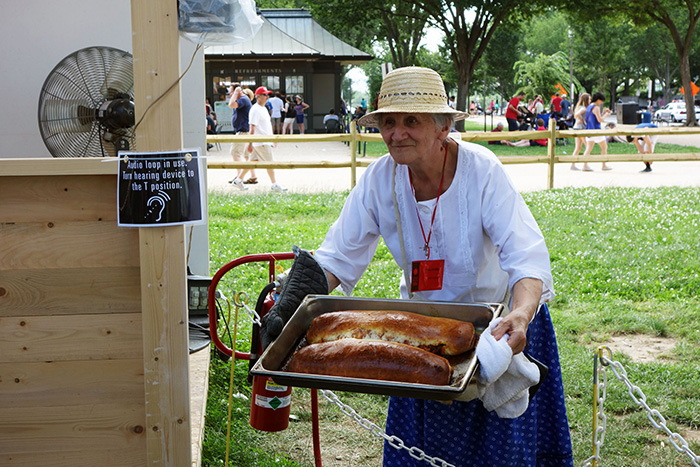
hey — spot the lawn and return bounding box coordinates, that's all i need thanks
[358,119,697,158]
[203,186,700,467]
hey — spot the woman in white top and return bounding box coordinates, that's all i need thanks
[260,67,573,467]
[570,92,591,171]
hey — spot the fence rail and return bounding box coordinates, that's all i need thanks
[207,121,700,189]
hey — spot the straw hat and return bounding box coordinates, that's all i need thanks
[357,67,468,128]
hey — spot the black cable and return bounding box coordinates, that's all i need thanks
[248,282,276,382]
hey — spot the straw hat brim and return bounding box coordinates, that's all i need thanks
[357,106,468,128]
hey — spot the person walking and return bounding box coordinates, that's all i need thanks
[227,84,253,183]
[294,95,310,134]
[628,122,659,172]
[581,92,613,171]
[570,93,591,171]
[230,86,287,192]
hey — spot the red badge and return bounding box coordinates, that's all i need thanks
[410,259,445,292]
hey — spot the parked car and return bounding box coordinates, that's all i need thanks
[654,102,700,122]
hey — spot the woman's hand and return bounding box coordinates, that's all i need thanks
[490,277,543,354]
[491,309,531,354]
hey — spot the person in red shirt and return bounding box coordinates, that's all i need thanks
[551,92,563,119]
[506,118,548,146]
[505,91,526,131]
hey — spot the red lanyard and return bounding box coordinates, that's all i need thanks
[408,145,448,259]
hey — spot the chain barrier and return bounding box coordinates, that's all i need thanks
[581,346,700,467]
[319,389,456,467]
[233,291,261,326]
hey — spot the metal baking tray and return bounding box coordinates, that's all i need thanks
[250,295,504,400]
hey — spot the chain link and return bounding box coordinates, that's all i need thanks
[581,348,699,467]
[320,389,456,467]
[232,291,261,326]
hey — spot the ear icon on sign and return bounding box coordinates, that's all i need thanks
[145,191,171,222]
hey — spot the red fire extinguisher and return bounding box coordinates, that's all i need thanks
[249,375,292,432]
[249,279,292,432]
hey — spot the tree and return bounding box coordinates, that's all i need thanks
[378,3,430,68]
[482,18,524,104]
[569,18,631,104]
[514,51,582,99]
[564,0,700,125]
[417,0,548,130]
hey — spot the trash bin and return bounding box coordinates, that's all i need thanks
[640,111,652,124]
[617,103,639,124]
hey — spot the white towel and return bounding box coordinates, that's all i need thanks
[476,317,540,418]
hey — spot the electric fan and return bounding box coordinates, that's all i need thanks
[38,46,135,158]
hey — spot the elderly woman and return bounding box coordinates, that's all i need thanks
[261,67,573,466]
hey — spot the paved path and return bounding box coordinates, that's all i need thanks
[206,115,700,194]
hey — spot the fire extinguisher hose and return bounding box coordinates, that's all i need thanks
[224,302,241,467]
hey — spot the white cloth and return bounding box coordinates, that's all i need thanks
[476,318,540,418]
[269,96,284,118]
[249,103,274,147]
[314,138,554,304]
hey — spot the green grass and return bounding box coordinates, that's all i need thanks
[204,186,700,467]
[358,120,696,158]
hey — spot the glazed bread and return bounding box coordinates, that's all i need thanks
[305,310,476,356]
[286,339,452,385]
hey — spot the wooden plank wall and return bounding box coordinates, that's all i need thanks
[0,173,147,466]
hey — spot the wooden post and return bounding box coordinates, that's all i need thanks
[547,118,557,189]
[350,120,357,188]
[131,1,191,465]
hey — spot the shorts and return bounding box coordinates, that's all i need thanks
[230,131,249,156]
[296,113,304,124]
[585,135,606,143]
[271,117,281,126]
[283,117,295,125]
[251,144,273,162]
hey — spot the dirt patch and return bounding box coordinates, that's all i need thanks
[604,335,678,363]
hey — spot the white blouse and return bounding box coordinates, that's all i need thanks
[314,139,554,305]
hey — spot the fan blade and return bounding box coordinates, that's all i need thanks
[99,50,134,99]
[40,99,95,133]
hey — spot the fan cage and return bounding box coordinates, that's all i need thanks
[38,46,135,158]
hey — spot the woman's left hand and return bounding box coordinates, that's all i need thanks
[491,309,531,354]
[490,277,543,354]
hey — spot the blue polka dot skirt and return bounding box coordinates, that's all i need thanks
[383,304,574,466]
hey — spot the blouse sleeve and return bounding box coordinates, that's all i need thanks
[313,167,384,295]
[477,157,554,304]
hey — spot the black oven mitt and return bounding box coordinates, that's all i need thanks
[260,246,329,351]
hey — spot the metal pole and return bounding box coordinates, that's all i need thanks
[569,29,575,100]
[591,350,600,467]
[483,62,487,132]
[547,118,556,189]
[350,120,357,188]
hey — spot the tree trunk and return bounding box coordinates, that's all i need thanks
[679,48,697,126]
[455,68,471,132]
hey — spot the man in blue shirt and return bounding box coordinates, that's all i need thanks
[227,85,253,184]
[627,122,659,172]
[560,95,572,119]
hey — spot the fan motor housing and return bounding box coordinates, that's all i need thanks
[98,98,135,131]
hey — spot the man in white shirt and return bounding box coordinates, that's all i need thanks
[268,91,285,134]
[230,86,287,192]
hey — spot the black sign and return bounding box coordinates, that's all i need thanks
[118,149,205,227]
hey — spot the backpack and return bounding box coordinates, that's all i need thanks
[286,104,297,118]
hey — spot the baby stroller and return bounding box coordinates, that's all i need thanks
[518,108,537,130]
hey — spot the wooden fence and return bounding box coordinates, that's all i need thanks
[207,120,700,189]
